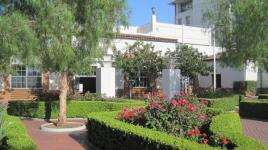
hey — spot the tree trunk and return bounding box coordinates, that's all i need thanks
[123,74,129,97]
[58,71,68,126]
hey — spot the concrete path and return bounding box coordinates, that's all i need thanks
[241,118,268,146]
[21,118,97,150]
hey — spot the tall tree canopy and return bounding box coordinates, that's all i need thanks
[203,0,268,70]
[113,41,164,92]
[0,0,128,125]
[165,45,211,79]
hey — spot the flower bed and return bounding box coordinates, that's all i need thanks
[239,100,268,119]
[117,94,232,149]
[7,100,145,119]
[0,115,37,150]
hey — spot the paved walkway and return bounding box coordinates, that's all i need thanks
[22,118,97,150]
[241,118,268,146]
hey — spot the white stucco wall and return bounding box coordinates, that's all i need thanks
[199,61,245,88]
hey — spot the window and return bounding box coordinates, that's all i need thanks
[178,18,182,25]
[186,16,191,25]
[181,0,193,12]
[129,72,150,88]
[11,65,42,89]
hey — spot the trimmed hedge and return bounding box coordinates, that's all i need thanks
[210,113,267,150]
[8,100,145,119]
[205,95,239,111]
[258,94,268,99]
[233,81,257,96]
[239,100,268,119]
[87,111,214,150]
[1,115,37,150]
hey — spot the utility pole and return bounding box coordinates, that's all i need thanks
[213,26,216,91]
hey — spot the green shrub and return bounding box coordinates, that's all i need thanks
[206,108,224,118]
[7,100,145,119]
[205,95,239,111]
[1,115,37,150]
[87,111,214,150]
[210,113,267,150]
[258,94,268,99]
[233,81,257,96]
[239,100,268,119]
[0,104,7,142]
[195,88,233,98]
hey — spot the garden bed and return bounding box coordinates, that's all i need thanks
[87,111,267,150]
[239,100,268,119]
[7,100,145,119]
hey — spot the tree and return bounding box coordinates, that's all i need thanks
[202,0,268,70]
[1,0,128,126]
[0,12,37,95]
[113,41,165,94]
[165,45,211,85]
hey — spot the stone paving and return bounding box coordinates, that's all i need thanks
[241,118,268,146]
[21,118,98,150]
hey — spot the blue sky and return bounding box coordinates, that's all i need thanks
[127,0,174,26]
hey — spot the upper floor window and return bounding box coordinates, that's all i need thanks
[178,18,182,25]
[11,65,42,89]
[186,16,191,25]
[181,0,193,12]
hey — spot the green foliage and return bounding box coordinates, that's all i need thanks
[0,12,37,76]
[113,41,164,83]
[165,44,212,78]
[88,111,214,150]
[203,0,268,71]
[210,113,267,150]
[7,100,145,119]
[239,100,268,119]
[206,108,224,119]
[258,94,268,99]
[205,95,239,111]
[233,81,257,96]
[1,115,37,150]
[195,88,234,98]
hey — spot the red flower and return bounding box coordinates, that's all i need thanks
[204,100,209,105]
[221,138,229,145]
[203,139,209,144]
[169,100,178,106]
[164,109,169,113]
[194,129,200,134]
[139,107,145,112]
[180,91,188,95]
[150,100,157,107]
[187,106,195,111]
[178,99,189,105]
[187,131,195,137]
[160,95,167,100]
[157,104,164,110]
[203,133,208,137]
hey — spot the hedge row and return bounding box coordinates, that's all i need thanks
[239,100,268,119]
[205,95,239,111]
[258,94,268,99]
[8,100,145,119]
[210,113,267,150]
[1,115,37,150]
[87,111,214,150]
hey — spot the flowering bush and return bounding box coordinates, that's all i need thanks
[118,93,232,149]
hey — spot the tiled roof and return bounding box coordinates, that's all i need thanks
[115,33,178,43]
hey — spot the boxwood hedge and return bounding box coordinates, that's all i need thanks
[239,100,268,119]
[7,100,145,119]
[1,115,37,150]
[87,111,214,150]
[210,113,267,150]
[258,94,268,99]
[87,112,268,150]
[205,95,239,111]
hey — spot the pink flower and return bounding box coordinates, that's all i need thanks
[157,104,164,110]
[150,100,157,107]
[160,95,167,100]
[139,107,145,112]
[123,107,128,112]
[187,106,195,111]
[203,133,208,137]
[194,129,200,134]
[199,114,208,120]
[169,100,178,106]
[203,139,209,144]
[221,138,229,145]
[178,99,189,105]
[165,109,169,113]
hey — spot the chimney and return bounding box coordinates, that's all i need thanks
[151,7,157,32]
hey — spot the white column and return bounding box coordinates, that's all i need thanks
[162,69,181,99]
[96,67,115,98]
